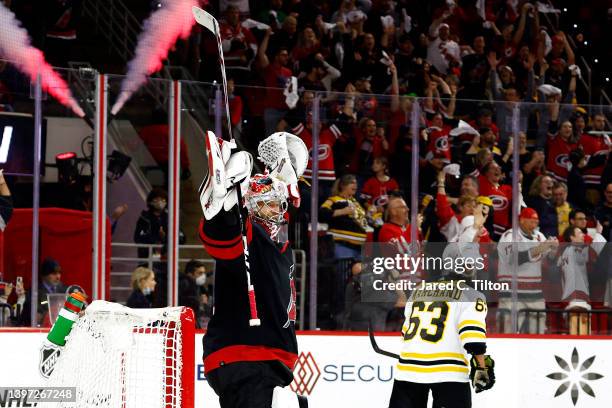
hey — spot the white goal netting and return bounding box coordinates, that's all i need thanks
[46,300,195,408]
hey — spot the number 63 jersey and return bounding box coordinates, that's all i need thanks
[395,283,488,383]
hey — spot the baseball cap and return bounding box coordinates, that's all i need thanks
[520,207,539,221]
[477,196,493,207]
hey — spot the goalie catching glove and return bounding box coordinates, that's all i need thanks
[470,355,495,393]
[199,131,253,220]
[258,132,308,208]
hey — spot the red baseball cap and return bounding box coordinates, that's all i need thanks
[520,207,539,221]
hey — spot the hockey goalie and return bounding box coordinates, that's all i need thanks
[198,131,308,408]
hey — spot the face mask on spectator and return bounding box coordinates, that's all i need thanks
[142,287,152,296]
[195,274,207,286]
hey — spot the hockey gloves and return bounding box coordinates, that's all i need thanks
[470,355,495,393]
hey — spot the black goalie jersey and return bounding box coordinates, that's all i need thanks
[199,208,298,376]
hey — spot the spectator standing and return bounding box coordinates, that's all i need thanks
[525,175,558,238]
[361,156,399,212]
[478,162,512,240]
[298,53,341,94]
[378,196,420,246]
[126,267,156,309]
[268,16,298,57]
[134,189,169,260]
[427,17,460,75]
[257,28,293,135]
[286,91,348,206]
[566,149,590,211]
[519,137,546,194]
[497,208,559,334]
[568,210,607,246]
[320,174,368,259]
[292,27,321,66]
[546,121,578,184]
[349,118,389,183]
[459,35,489,104]
[558,226,591,335]
[436,171,476,242]
[219,5,257,73]
[320,175,368,326]
[488,51,535,142]
[552,182,572,236]
[580,113,610,205]
[595,183,612,241]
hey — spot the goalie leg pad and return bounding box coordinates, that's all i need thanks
[200,135,253,219]
[205,131,228,199]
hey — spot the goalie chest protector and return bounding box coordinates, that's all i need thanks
[199,209,299,375]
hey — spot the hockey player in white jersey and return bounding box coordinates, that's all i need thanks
[388,243,495,408]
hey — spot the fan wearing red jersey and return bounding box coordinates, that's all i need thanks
[546,120,578,183]
[378,196,421,244]
[423,112,453,163]
[580,113,610,204]
[478,162,512,240]
[291,115,342,183]
[361,157,399,227]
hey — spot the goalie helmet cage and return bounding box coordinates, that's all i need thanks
[46,300,195,408]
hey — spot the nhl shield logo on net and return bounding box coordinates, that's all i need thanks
[39,344,61,378]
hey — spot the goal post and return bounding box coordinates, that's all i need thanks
[46,300,195,408]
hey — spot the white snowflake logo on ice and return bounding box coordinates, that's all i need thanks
[546,348,603,406]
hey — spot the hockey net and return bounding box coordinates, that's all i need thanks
[47,300,195,408]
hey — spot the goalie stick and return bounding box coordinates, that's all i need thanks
[368,322,399,359]
[193,6,260,326]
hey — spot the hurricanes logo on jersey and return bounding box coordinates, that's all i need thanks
[435,135,449,152]
[309,145,331,161]
[490,194,509,211]
[555,154,570,170]
[284,264,297,328]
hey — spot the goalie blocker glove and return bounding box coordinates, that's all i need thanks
[470,355,495,393]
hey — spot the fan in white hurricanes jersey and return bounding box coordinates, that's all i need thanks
[558,226,591,310]
[497,207,559,334]
[388,244,495,408]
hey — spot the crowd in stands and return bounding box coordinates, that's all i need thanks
[186,0,612,334]
[1,1,612,334]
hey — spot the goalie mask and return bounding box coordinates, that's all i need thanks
[244,174,289,240]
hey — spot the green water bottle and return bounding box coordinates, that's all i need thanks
[46,292,86,347]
